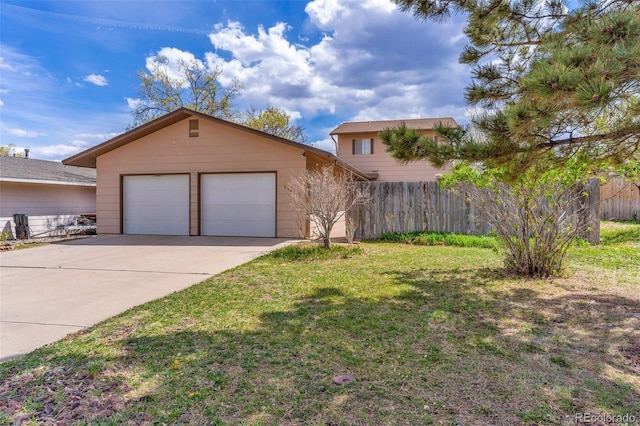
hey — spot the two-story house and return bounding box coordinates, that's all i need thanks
[330,118,458,182]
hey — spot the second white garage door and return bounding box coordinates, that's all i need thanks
[201,173,276,237]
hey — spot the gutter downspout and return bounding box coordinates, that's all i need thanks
[330,134,338,154]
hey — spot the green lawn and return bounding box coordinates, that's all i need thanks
[1,222,638,425]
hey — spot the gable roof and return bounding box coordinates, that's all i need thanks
[330,117,458,135]
[0,155,96,186]
[62,108,372,180]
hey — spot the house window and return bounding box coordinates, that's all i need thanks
[189,119,199,137]
[352,138,373,155]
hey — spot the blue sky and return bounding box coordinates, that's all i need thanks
[0,0,471,160]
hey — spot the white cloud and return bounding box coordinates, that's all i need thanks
[3,127,46,138]
[0,45,130,161]
[0,56,17,71]
[0,100,3,107]
[11,132,121,161]
[0,141,87,161]
[205,22,347,115]
[131,0,469,144]
[309,137,336,154]
[0,45,54,93]
[199,0,470,126]
[83,73,108,86]
[209,22,269,64]
[75,132,119,141]
[126,97,143,109]
[30,144,87,159]
[305,0,346,29]
[285,109,302,121]
[145,47,203,84]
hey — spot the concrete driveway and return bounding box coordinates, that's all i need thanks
[0,235,294,362]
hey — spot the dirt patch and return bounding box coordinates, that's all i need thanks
[0,363,128,425]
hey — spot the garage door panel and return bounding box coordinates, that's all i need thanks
[205,185,274,200]
[203,204,274,220]
[204,220,273,236]
[202,191,275,205]
[201,173,275,237]
[130,221,185,236]
[211,174,273,188]
[124,175,189,236]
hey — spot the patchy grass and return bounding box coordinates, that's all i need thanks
[568,221,640,288]
[0,222,638,425]
[266,242,363,261]
[10,241,48,251]
[6,235,92,251]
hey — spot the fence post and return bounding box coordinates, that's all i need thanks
[586,178,601,245]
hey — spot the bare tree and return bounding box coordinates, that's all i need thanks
[287,166,371,248]
[242,106,307,144]
[0,144,24,157]
[130,57,309,142]
[131,57,242,127]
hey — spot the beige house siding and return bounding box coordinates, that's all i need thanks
[96,118,307,237]
[336,131,450,182]
[0,181,95,237]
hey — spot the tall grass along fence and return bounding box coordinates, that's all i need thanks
[600,178,640,221]
[348,179,601,244]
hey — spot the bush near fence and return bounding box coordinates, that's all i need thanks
[348,180,600,244]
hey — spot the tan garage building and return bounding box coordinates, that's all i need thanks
[64,108,369,238]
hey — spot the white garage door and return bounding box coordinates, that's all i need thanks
[124,175,189,235]
[201,173,276,237]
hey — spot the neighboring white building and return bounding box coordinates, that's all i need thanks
[0,155,96,238]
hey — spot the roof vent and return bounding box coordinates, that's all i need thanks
[24,148,30,159]
[189,119,199,137]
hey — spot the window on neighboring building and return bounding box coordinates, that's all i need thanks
[352,138,373,155]
[189,119,199,137]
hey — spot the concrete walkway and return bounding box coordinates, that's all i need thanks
[0,235,294,362]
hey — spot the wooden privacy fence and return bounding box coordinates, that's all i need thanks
[600,178,640,221]
[348,180,601,243]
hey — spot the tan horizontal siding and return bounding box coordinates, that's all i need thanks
[96,118,307,237]
[336,131,450,182]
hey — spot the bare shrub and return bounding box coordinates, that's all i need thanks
[345,216,357,247]
[287,166,371,248]
[455,180,593,277]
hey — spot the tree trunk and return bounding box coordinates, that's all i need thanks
[323,223,332,248]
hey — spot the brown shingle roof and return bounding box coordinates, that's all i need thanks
[330,117,458,135]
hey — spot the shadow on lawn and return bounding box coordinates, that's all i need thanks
[1,267,639,425]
